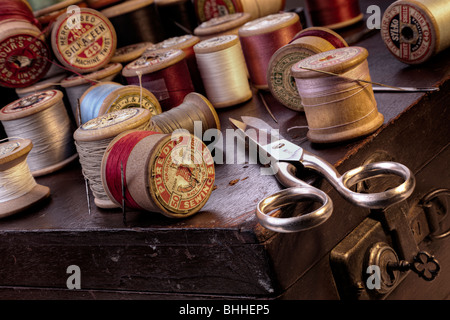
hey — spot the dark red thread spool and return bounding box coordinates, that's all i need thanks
[0,0,52,88]
[238,12,302,90]
[122,49,195,111]
[306,0,363,30]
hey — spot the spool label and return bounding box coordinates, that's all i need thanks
[199,12,244,28]
[241,12,293,32]
[195,0,239,22]
[154,35,195,50]
[1,90,57,115]
[0,142,20,156]
[109,93,160,115]
[132,49,180,69]
[81,108,139,130]
[54,11,115,70]
[195,35,236,49]
[151,134,215,214]
[0,35,50,88]
[293,47,363,70]
[381,4,433,63]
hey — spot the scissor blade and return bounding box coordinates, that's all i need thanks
[229,118,304,162]
[241,116,285,140]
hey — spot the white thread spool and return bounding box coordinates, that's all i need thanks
[291,47,384,144]
[194,35,252,108]
[0,138,50,218]
[0,90,78,176]
[73,108,152,209]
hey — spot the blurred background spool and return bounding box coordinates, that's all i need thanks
[85,0,123,10]
[122,49,194,111]
[110,42,153,66]
[34,0,88,29]
[101,130,215,218]
[305,0,363,30]
[144,35,204,93]
[194,35,252,108]
[194,12,252,41]
[61,63,122,121]
[155,0,199,37]
[147,92,221,135]
[51,8,117,74]
[0,90,78,175]
[0,0,52,88]
[0,138,50,218]
[267,27,348,112]
[238,12,302,90]
[79,81,162,124]
[381,0,450,65]
[291,47,384,144]
[15,74,67,98]
[101,0,165,47]
[73,108,151,209]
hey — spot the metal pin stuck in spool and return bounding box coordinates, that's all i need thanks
[0,138,50,218]
[101,130,215,218]
[291,46,384,144]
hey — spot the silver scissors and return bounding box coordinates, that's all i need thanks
[229,116,416,233]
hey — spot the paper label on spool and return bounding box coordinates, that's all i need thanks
[199,12,245,28]
[109,93,160,115]
[54,10,115,71]
[131,49,180,69]
[381,4,433,63]
[0,34,50,88]
[195,0,239,22]
[0,142,20,156]
[293,47,363,70]
[151,134,215,214]
[81,108,139,130]
[195,35,236,49]
[240,13,293,32]
[153,35,195,50]
[1,90,57,115]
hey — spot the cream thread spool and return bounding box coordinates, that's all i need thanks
[268,27,348,112]
[238,12,302,90]
[194,35,252,108]
[291,47,384,144]
[194,12,252,41]
[381,0,450,64]
[60,63,123,121]
[78,81,162,125]
[51,8,117,74]
[0,138,50,218]
[74,108,152,209]
[147,92,221,135]
[101,130,215,218]
[0,90,78,176]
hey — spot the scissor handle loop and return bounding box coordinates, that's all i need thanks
[256,186,333,233]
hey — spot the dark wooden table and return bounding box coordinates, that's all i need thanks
[0,0,449,299]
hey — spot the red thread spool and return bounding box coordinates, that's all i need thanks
[0,0,52,88]
[238,12,302,90]
[101,130,215,218]
[306,0,363,30]
[122,49,195,111]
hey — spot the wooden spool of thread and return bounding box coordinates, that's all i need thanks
[79,81,162,124]
[155,0,199,37]
[101,130,215,218]
[194,35,252,108]
[110,42,153,65]
[122,49,195,111]
[51,8,117,74]
[148,92,221,135]
[0,138,50,218]
[381,0,450,65]
[0,0,52,88]
[101,0,165,48]
[74,107,151,208]
[85,0,123,9]
[0,90,78,175]
[60,62,122,120]
[194,0,285,22]
[291,47,384,144]
[268,27,348,112]
[15,74,67,98]
[144,35,204,93]
[305,0,363,30]
[239,12,302,90]
[194,12,252,41]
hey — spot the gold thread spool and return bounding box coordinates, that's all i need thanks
[0,90,78,176]
[291,47,384,144]
[194,12,252,41]
[78,81,162,125]
[73,108,151,209]
[147,92,221,135]
[381,0,450,64]
[268,27,348,112]
[101,130,215,218]
[0,138,50,218]
[193,35,252,108]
